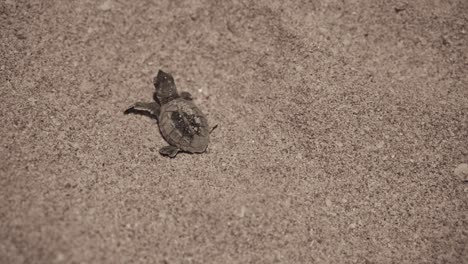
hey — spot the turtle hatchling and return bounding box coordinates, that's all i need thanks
[125,70,211,158]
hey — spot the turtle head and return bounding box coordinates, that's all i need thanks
[154,70,178,104]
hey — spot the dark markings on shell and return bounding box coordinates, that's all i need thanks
[170,111,203,139]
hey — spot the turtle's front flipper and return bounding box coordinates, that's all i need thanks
[180,92,193,100]
[124,102,161,119]
[159,145,180,158]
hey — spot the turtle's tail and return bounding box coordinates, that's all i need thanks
[209,124,218,134]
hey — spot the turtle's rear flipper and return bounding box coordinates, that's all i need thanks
[180,92,193,100]
[124,102,161,120]
[159,145,179,158]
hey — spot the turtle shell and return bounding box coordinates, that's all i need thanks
[159,98,210,153]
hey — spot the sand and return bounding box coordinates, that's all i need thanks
[1,0,467,263]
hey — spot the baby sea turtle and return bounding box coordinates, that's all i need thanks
[125,70,210,158]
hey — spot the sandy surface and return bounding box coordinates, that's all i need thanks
[1,0,467,263]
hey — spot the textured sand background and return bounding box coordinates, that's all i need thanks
[1,0,467,263]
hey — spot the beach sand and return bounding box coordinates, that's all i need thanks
[1,1,467,263]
